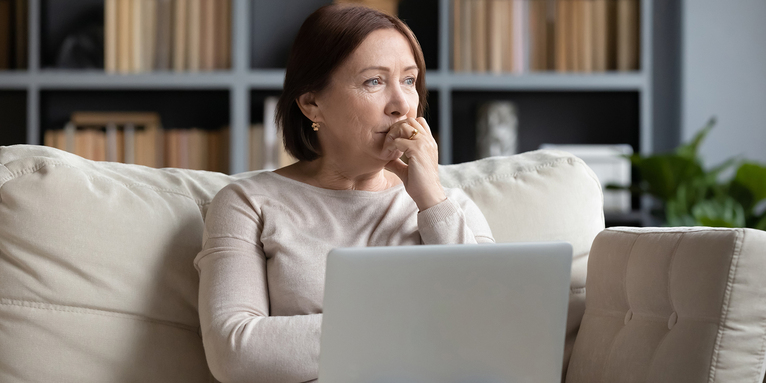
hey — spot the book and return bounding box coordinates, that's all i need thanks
[69,111,163,167]
[0,0,10,69]
[554,0,568,72]
[173,0,188,72]
[215,0,231,70]
[249,124,264,171]
[155,0,172,70]
[187,0,201,72]
[452,0,461,72]
[581,0,593,73]
[471,0,486,73]
[201,0,215,71]
[617,0,639,71]
[131,0,143,73]
[511,0,525,73]
[144,0,157,72]
[209,126,230,173]
[105,0,118,73]
[117,0,132,73]
[188,128,209,170]
[529,0,549,71]
[487,0,505,74]
[592,0,608,72]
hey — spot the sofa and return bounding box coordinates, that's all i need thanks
[0,144,764,383]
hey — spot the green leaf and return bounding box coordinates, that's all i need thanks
[676,116,716,160]
[637,155,704,201]
[691,198,746,228]
[735,162,766,203]
[756,214,766,231]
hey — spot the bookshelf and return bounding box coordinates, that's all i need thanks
[0,0,679,224]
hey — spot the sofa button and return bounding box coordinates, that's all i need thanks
[668,312,678,330]
[624,309,633,325]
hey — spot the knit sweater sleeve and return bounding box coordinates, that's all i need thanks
[417,188,495,245]
[194,182,321,383]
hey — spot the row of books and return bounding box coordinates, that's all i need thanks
[333,0,401,16]
[453,0,641,73]
[41,101,297,173]
[0,0,27,70]
[104,0,232,74]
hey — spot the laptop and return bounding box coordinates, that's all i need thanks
[318,242,572,383]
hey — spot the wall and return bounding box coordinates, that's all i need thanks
[682,0,766,167]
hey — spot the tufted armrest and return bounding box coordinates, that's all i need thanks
[566,227,766,383]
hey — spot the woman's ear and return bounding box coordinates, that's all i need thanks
[297,92,322,123]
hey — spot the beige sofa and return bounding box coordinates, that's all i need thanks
[0,144,764,383]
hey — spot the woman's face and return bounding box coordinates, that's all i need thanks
[312,28,420,165]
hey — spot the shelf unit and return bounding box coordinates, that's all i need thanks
[0,0,673,192]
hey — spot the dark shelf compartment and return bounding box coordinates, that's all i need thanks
[41,0,104,69]
[451,91,641,164]
[250,0,438,70]
[39,89,230,137]
[0,91,27,146]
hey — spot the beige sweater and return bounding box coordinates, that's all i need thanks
[194,171,494,383]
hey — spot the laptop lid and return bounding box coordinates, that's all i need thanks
[319,242,572,383]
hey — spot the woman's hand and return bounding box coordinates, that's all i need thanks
[383,117,446,211]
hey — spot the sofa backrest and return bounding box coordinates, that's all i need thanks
[0,145,603,382]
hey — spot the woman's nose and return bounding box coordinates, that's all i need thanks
[385,82,410,117]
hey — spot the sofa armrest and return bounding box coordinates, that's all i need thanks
[566,227,766,383]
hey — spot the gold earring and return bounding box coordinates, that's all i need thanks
[312,121,320,131]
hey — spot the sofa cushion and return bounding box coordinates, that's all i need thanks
[566,227,766,383]
[0,145,603,382]
[439,152,605,377]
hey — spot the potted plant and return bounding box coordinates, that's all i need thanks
[615,117,766,229]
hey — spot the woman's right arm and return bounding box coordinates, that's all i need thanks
[194,183,322,383]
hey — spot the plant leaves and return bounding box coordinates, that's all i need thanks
[756,214,766,231]
[637,155,704,201]
[735,162,766,203]
[676,116,716,160]
[691,198,746,228]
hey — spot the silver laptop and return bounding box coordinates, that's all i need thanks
[319,242,572,383]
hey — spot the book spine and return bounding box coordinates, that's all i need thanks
[471,0,486,73]
[187,0,200,72]
[452,0,461,72]
[173,0,187,71]
[132,0,143,73]
[124,123,136,164]
[512,0,524,73]
[105,0,117,73]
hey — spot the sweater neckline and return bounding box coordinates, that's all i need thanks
[265,171,406,198]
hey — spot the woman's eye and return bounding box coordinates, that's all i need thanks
[366,78,381,86]
[404,77,415,85]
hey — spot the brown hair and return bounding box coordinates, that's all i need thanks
[275,4,428,162]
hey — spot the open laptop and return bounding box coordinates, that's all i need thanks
[318,242,572,383]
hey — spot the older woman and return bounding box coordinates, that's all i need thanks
[194,4,494,383]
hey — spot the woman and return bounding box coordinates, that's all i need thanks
[194,4,494,382]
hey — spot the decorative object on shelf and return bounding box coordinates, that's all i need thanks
[104,0,232,74]
[55,24,104,69]
[333,0,401,16]
[540,143,633,213]
[476,101,518,159]
[453,0,641,73]
[619,117,766,230]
